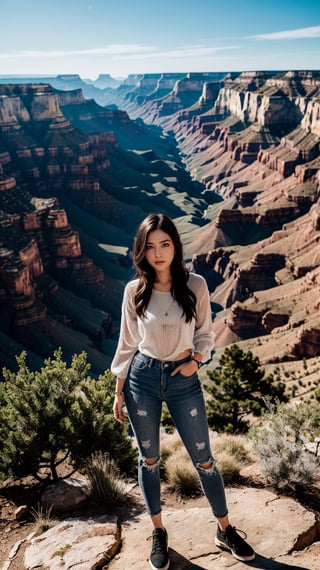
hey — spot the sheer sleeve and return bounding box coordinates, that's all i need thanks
[110,281,140,378]
[193,275,215,363]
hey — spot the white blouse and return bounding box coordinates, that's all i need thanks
[111,272,215,379]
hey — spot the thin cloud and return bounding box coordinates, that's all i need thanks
[0,45,156,60]
[0,43,238,63]
[124,47,235,60]
[250,25,320,41]
[163,46,237,57]
[113,45,238,62]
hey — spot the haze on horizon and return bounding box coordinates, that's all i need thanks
[1,0,319,80]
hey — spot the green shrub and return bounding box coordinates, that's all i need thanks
[0,349,137,481]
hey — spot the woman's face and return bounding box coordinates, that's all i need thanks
[144,229,175,274]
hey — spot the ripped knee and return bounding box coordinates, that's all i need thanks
[140,455,160,471]
[199,460,213,469]
[145,457,158,466]
[197,457,217,475]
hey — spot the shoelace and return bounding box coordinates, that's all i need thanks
[149,531,167,554]
[224,526,248,546]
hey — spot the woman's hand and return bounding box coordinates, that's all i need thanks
[171,358,199,377]
[113,392,126,423]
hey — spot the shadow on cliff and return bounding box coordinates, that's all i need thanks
[168,548,311,569]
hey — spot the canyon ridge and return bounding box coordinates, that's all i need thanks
[0,70,319,401]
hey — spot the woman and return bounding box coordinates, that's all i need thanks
[111,213,255,570]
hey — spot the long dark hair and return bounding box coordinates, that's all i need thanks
[133,213,196,322]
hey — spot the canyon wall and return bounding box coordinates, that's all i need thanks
[1,70,320,371]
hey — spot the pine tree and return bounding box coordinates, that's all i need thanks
[0,349,136,480]
[205,344,287,433]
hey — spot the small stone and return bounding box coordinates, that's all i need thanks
[14,505,29,520]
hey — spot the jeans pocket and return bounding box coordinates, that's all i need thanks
[177,369,197,378]
[131,353,151,371]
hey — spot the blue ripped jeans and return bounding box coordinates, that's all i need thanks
[124,352,228,518]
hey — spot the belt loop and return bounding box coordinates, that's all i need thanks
[148,358,153,368]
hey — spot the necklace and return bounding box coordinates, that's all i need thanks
[154,291,175,317]
[164,297,174,317]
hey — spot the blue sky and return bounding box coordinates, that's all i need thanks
[1,0,319,79]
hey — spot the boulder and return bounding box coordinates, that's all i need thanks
[24,514,119,570]
[40,478,90,512]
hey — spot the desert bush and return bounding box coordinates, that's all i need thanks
[162,430,251,493]
[213,451,242,484]
[211,433,254,464]
[159,431,184,481]
[165,447,201,496]
[161,430,183,454]
[249,401,320,492]
[211,433,255,483]
[84,451,127,505]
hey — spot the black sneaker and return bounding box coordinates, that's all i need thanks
[149,528,170,570]
[215,524,255,562]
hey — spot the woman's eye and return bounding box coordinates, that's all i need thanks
[146,245,153,250]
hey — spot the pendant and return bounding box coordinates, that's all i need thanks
[164,311,168,317]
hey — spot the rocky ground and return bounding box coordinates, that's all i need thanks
[0,475,197,569]
[1,465,320,570]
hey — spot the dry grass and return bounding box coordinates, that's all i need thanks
[213,451,243,484]
[161,429,184,455]
[30,504,58,536]
[210,432,255,464]
[160,430,255,494]
[165,447,201,496]
[84,451,128,505]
